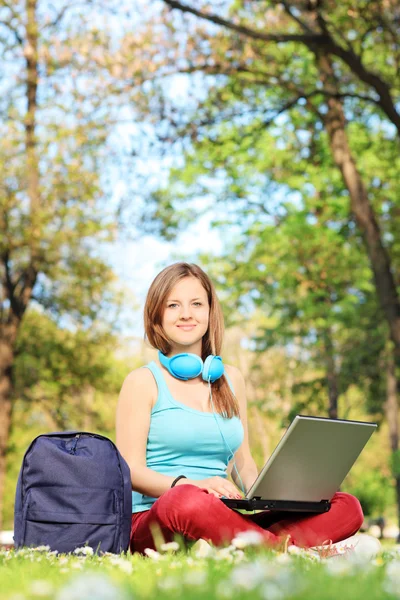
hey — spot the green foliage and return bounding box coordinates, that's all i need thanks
[13,308,126,427]
[344,470,395,518]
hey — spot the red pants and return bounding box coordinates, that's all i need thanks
[130,484,363,553]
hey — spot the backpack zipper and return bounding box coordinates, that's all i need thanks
[69,433,82,455]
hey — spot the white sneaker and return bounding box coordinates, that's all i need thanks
[310,534,381,560]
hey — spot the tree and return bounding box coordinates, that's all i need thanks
[0,0,127,527]
[13,310,125,430]
[143,0,400,366]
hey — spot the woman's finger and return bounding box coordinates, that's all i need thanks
[223,484,243,498]
[212,486,242,499]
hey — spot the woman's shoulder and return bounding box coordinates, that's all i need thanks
[224,364,245,388]
[120,364,158,405]
[123,364,155,384]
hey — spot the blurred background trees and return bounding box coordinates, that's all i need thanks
[0,0,128,528]
[1,0,399,534]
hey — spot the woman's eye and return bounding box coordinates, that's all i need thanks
[167,302,202,308]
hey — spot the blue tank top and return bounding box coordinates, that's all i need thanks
[132,361,244,513]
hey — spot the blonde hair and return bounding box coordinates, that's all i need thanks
[144,262,240,418]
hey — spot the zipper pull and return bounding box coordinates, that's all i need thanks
[69,433,81,455]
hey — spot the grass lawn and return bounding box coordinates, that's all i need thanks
[1,538,400,600]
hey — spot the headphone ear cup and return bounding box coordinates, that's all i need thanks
[202,355,224,382]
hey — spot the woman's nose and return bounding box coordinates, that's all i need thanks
[179,305,192,319]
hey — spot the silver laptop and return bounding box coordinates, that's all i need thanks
[221,415,376,513]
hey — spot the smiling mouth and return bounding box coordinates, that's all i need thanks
[177,325,196,330]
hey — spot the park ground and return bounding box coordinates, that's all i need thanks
[2,536,400,600]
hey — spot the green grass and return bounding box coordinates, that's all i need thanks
[1,543,400,600]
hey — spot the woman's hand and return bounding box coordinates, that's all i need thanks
[177,476,243,499]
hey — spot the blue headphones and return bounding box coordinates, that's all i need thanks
[158,351,224,382]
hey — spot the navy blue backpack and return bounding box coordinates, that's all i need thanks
[14,432,132,554]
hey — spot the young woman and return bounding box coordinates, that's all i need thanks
[116,262,365,555]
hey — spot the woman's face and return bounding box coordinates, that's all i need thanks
[162,276,210,354]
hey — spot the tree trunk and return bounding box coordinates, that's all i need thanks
[318,55,400,369]
[324,329,339,419]
[384,350,400,542]
[0,0,39,527]
[0,325,18,531]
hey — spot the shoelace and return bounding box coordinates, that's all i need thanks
[285,538,357,558]
[314,539,356,559]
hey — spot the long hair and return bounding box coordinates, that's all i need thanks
[144,262,240,418]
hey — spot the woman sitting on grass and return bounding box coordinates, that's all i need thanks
[116,262,374,557]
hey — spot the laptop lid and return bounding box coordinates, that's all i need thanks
[247,415,377,502]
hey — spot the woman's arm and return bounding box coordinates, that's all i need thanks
[225,365,259,494]
[116,368,179,497]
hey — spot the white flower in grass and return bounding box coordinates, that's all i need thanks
[232,530,264,549]
[73,546,94,556]
[230,558,305,597]
[169,560,180,568]
[56,573,128,600]
[384,560,400,597]
[160,541,180,553]
[215,546,236,561]
[260,582,285,600]
[230,560,267,590]
[144,547,161,560]
[287,545,320,562]
[158,576,180,591]
[324,558,355,576]
[119,563,133,575]
[233,549,245,562]
[192,538,214,558]
[183,569,207,586]
[31,545,51,553]
[275,553,292,565]
[389,544,400,557]
[286,545,303,556]
[108,556,133,575]
[30,580,54,597]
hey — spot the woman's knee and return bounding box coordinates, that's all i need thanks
[333,492,364,531]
